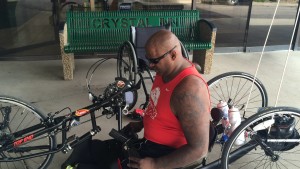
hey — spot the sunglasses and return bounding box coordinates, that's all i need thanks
[147,45,177,64]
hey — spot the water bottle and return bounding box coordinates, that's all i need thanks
[228,106,240,134]
[228,106,245,145]
[217,100,230,130]
[217,101,229,119]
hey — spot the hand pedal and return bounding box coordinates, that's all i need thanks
[109,128,129,143]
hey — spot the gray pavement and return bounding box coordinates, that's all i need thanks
[0,50,300,168]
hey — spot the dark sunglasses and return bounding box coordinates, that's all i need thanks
[147,45,177,64]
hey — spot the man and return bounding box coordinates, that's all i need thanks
[62,30,210,169]
[125,30,211,169]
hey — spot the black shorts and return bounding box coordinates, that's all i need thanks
[61,138,176,169]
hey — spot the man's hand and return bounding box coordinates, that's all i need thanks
[128,157,157,169]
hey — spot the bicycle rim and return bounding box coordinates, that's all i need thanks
[117,41,138,85]
[221,106,300,169]
[0,96,56,169]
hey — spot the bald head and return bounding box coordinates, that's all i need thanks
[145,30,181,57]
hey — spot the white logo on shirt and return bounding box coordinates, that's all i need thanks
[145,87,160,119]
[151,87,160,106]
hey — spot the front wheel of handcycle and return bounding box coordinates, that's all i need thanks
[221,106,300,169]
[0,95,56,169]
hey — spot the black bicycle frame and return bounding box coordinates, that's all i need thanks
[0,100,109,162]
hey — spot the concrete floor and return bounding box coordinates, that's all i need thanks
[0,50,300,168]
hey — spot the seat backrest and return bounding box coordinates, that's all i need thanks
[131,25,189,68]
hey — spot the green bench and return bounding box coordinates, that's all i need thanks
[59,10,217,80]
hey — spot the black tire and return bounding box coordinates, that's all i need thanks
[221,106,300,168]
[117,41,138,85]
[0,95,56,169]
[207,71,268,119]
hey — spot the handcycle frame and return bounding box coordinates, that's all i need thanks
[0,77,133,163]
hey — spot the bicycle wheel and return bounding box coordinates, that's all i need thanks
[205,72,268,164]
[207,71,268,119]
[117,41,138,85]
[221,106,300,169]
[0,95,56,169]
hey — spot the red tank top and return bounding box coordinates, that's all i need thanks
[143,64,209,148]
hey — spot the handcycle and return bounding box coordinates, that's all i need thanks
[0,34,267,168]
[2,60,300,169]
[0,24,275,168]
[0,54,269,169]
[0,66,270,169]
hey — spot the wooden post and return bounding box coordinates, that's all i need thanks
[90,0,95,11]
[60,24,75,80]
[191,0,196,10]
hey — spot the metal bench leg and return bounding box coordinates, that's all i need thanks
[59,31,75,80]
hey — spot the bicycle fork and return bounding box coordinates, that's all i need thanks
[251,134,279,161]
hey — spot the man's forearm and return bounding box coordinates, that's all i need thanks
[155,144,207,169]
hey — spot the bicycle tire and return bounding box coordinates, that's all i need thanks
[221,106,300,169]
[0,95,56,169]
[117,41,138,85]
[207,71,268,119]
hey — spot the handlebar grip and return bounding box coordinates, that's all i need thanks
[109,128,129,143]
[109,129,140,158]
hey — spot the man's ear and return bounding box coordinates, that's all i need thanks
[172,54,176,60]
[171,51,177,60]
